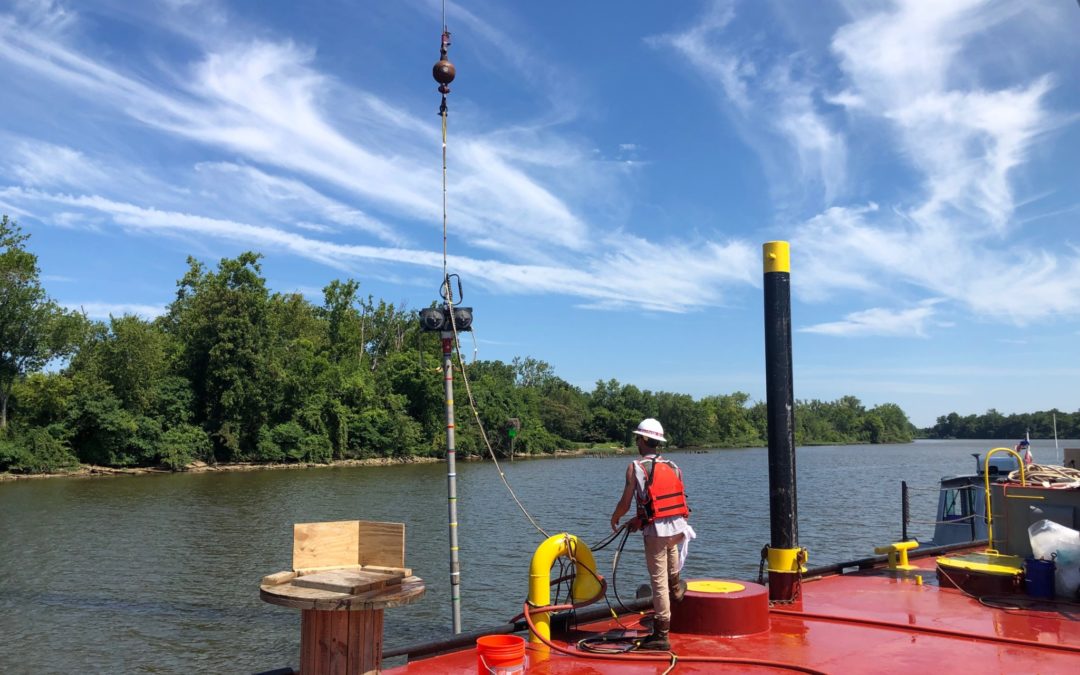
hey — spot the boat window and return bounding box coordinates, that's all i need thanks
[942,487,973,521]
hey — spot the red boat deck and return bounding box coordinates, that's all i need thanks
[386,555,1080,673]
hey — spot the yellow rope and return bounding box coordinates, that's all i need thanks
[1007,463,1080,487]
[441,109,449,297]
[449,311,550,538]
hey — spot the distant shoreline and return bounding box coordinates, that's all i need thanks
[1,441,932,482]
[0,445,648,482]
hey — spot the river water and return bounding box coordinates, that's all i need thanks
[1,438,1071,673]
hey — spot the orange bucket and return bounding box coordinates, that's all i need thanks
[475,634,527,674]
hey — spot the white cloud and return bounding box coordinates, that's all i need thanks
[790,0,1077,325]
[800,301,941,337]
[3,0,1073,335]
[824,89,865,110]
[12,0,75,34]
[829,1,1056,232]
[651,0,848,206]
[767,64,848,203]
[650,2,746,107]
[192,162,404,245]
[5,186,758,313]
[0,10,769,315]
[294,221,337,234]
[67,302,166,320]
[51,210,104,231]
[0,23,602,262]
[4,139,107,189]
[792,203,1080,324]
[443,0,584,121]
[652,1,1079,327]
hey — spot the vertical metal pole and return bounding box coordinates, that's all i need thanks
[901,481,910,542]
[442,331,462,633]
[764,241,798,549]
[968,487,976,541]
[763,241,801,603]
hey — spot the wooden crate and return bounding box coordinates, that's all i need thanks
[292,520,405,572]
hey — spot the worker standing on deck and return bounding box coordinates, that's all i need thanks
[610,418,695,651]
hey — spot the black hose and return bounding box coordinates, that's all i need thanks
[610,525,639,615]
[382,598,651,660]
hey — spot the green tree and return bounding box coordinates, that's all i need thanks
[321,279,363,363]
[587,379,653,443]
[867,403,913,443]
[534,378,589,442]
[166,253,272,461]
[158,423,212,469]
[0,427,77,473]
[0,231,932,473]
[512,356,555,389]
[701,393,762,447]
[65,374,161,466]
[0,216,87,430]
[71,315,170,416]
[9,372,74,429]
[863,413,885,444]
[359,296,414,371]
[655,392,705,447]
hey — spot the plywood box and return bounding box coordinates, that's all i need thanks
[293,520,405,572]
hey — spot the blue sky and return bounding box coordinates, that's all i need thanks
[1,0,1078,428]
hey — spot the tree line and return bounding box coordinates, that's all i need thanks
[925,409,1078,441]
[1,215,916,474]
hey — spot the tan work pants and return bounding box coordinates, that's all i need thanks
[644,533,683,621]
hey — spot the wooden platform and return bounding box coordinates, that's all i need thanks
[260,572,425,612]
[259,519,424,674]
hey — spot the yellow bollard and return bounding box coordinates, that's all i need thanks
[874,541,919,571]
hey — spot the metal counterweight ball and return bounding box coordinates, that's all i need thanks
[433,59,456,85]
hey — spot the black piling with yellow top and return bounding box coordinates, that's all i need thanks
[762,241,805,604]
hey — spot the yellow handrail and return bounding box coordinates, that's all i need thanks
[983,447,1026,554]
[527,534,602,644]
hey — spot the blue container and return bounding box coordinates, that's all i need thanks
[1023,557,1055,598]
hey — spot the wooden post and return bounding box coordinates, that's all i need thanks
[300,608,383,675]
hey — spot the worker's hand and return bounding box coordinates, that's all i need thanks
[628,516,642,532]
[610,515,620,532]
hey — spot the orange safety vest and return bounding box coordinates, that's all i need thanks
[634,457,690,524]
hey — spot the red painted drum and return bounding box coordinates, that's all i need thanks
[670,579,770,637]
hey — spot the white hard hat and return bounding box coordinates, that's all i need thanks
[632,418,667,443]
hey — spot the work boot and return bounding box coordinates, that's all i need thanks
[637,617,671,651]
[669,573,687,603]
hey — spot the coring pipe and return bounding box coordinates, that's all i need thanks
[442,332,462,633]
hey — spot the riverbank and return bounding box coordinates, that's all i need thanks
[0,444,642,482]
